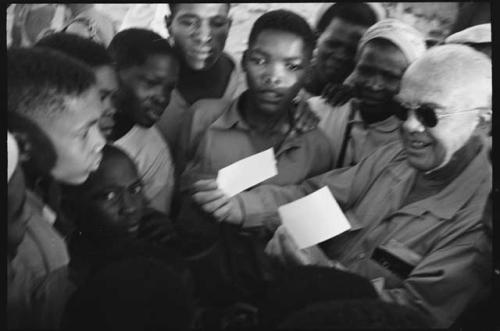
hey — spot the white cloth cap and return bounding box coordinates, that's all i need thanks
[357,18,427,64]
[445,23,491,45]
[8,132,19,183]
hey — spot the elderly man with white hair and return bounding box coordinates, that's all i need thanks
[308,19,427,168]
[190,44,492,327]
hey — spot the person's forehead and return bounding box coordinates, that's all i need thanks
[134,54,179,77]
[397,71,458,107]
[173,3,229,18]
[357,40,408,71]
[88,154,139,190]
[250,30,306,56]
[321,17,368,40]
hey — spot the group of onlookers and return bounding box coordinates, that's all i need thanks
[7,3,494,330]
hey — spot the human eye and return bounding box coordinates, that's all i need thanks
[129,182,143,195]
[285,62,304,72]
[210,16,229,28]
[249,55,266,66]
[79,128,90,140]
[178,16,199,29]
[94,190,118,202]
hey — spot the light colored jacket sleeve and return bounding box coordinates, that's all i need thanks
[378,205,492,328]
[239,141,404,230]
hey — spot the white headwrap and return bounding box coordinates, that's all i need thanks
[445,23,491,45]
[8,132,19,183]
[357,18,427,64]
[314,2,386,30]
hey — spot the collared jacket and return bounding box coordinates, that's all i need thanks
[156,53,247,156]
[308,96,402,168]
[237,139,491,327]
[179,95,334,196]
[175,95,333,302]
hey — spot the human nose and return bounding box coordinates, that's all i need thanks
[263,63,285,87]
[366,74,384,91]
[402,109,426,133]
[193,19,212,43]
[119,190,139,215]
[89,124,106,153]
[151,86,167,105]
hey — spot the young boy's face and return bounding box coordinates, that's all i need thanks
[8,166,32,260]
[79,150,146,240]
[39,86,106,184]
[95,65,119,139]
[167,3,231,70]
[117,54,179,128]
[244,29,311,116]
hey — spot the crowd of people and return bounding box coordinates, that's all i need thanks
[7,3,494,330]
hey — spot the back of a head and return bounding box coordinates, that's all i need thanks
[7,111,57,182]
[402,44,491,108]
[35,32,112,68]
[62,256,195,331]
[8,47,95,123]
[315,3,378,35]
[248,9,316,56]
[108,28,175,71]
[277,299,430,329]
[260,266,378,327]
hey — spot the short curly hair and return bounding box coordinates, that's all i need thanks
[248,10,316,56]
[35,32,113,68]
[316,3,377,35]
[8,47,96,122]
[108,28,177,70]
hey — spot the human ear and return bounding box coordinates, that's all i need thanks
[476,108,492,136]
[241,50,248,73]
[11,131,32,163]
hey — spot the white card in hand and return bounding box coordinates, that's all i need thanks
[278,186,351,249]
[216,148,278,197]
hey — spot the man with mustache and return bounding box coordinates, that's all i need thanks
[192,44,492,328]
[108,29,179,215]
[157,3,246,158]
[309,19,427,168]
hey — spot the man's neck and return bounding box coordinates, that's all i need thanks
[177,53,234,105]
[109,111,135,142]
[304,66,328,96]
[358,101,395,125]
[239,92,289,134]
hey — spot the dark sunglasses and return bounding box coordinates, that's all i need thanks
[394,102,487,128]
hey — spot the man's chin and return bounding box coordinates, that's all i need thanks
[186,55,219,71]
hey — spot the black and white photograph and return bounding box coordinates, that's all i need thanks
[6,2,495,330]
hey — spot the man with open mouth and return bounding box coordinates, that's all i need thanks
[191,44,492,328]
[308,19,427,169]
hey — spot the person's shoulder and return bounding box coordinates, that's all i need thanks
[190,98,233,126]
[307,96,351,118]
